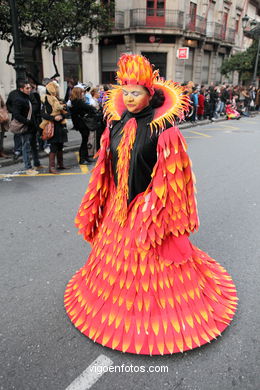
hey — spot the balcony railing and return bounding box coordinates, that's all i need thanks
[186,15,206,34]
[112,10,235,45]
[129,9,184,29]
[226,28,236,44]
[115,11,124,29]
[206,22,223,40]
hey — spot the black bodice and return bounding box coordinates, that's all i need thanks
[110,105,159,204]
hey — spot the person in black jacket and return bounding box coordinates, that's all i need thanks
[12,80,40,174]
[70,87,97,165]
[6,84,22,159]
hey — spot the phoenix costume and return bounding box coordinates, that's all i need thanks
[64,55,237,355]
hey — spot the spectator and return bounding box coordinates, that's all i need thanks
[190,87,198,122]
[12,80,39,175]
[64,79,74,103]
[208,86,218,121]
[30,82,43,169]
[70,86,96,165]
[88,88,101,155]
[40,81,68,174]
[255,87,260,111]
[197,88,205,120]
[220,85,229,115]
[89,88,100,109]
[6,82,22,159]
[84,82,93,104]
[0,94,10,158]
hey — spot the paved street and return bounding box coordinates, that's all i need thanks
[1,117,260,390]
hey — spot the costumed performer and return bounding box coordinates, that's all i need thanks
[64,54,237,355]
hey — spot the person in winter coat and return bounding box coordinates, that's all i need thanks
[70,87,97,165]
[40,81,68,174]
[6,84,22,159]
[0,94,9,157]
[197,89,205,120]
[12,80,40,174]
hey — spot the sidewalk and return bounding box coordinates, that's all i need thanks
[0,115,255,168]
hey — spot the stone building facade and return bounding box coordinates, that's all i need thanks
[0,0,259,99]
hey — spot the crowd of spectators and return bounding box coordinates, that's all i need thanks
[0,79,109,174]
[184,81,260,122]
[0,78,259,174]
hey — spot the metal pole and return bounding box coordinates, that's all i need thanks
[8,0,26,85]
[252,38,260,86]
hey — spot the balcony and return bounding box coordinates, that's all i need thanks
[114,11,124,29]
[226,28,236,44]
[129,9,184,29]
[206,22,223,40]
[186,15,206,35]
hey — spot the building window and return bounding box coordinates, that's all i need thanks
[216,54,224,83]
[63,44,82,83]
[101,71,116,84]
[146,0,165,26]
[184,47,194,83]
[202,51,210,84]
[235,19,239,33]
[189,2,197,31]
[222,12,228,39]
[141,52,167,78]
[101,45,117,84]
[21,38,43,83]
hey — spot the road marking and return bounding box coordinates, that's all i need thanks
[65,354,113,390]
[218,124,239,130]
[79,165,89,174]
[186,130,212,138]
[0,172,86,178]
[185,136,204,139]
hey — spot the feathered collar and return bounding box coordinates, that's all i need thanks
[104,79,190,133]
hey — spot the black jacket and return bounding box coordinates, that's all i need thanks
[8,89,39,128]
[12,91,34,133]
[41,96,68,144]
[110,105,172,204]
[70,99,96,132]
[6,90,19,115]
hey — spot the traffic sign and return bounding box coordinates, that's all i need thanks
[177,47,189,59]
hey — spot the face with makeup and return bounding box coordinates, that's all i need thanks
[122,85,152,113]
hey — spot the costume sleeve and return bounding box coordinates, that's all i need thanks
[137,126,199,249]
[74,126,111,242]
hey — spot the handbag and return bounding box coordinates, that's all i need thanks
[42,121,54,140]
[83,113,97,132]
[9,101,32,134]
[0,108,9,124]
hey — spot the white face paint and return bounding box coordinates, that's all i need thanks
[122,85,152,113]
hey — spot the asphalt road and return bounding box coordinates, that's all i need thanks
[0,117,260,390]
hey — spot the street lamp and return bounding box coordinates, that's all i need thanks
[8,0,26,85]
[242,14,260,86]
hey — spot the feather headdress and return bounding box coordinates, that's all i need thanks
[104,54,190,132]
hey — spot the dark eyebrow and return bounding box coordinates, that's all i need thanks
[122,89,141,93]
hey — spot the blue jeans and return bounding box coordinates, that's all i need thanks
[30,132,41,167]
[14,134,22,154]
[21,133,32,170]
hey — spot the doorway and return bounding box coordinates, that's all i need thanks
[141,52,167,79]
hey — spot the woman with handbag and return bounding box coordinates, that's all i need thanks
[40,81,68,174]
[0,94,9,158]
[70,87,97,165]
